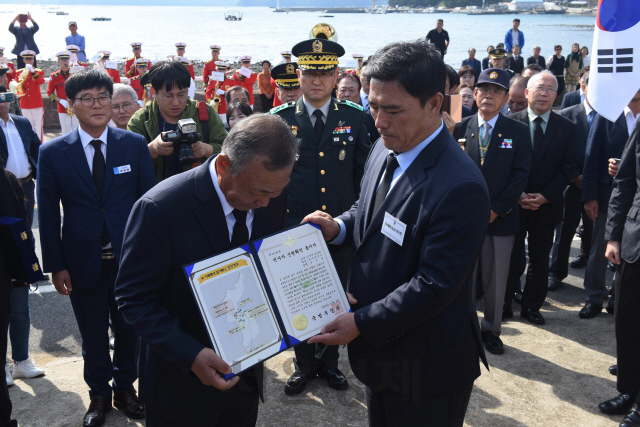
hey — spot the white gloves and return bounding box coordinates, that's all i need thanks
[26,64,35,73]
[59,99,69,108]
[216,89,225,95]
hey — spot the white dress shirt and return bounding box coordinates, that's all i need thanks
[209,157,254,242]
[478,112,499,140]
[332,121,444,245]
[1,115,32,179]
[584,100,594,116]
[78,125,108,173]
[623,106,639,137]
[303,96,331,127]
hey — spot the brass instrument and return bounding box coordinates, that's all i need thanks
[309,23,338,42]
[14,67,31,98]
[212,80,221,113]
[66,106,75,117]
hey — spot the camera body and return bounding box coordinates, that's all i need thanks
[161,118,201,166]
[0,93,16,104]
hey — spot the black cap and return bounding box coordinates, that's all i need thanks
[292,39,344,71]
[272,62,299,88]
[476,68,510,91]
[489,48,507,59]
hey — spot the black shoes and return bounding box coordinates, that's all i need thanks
[482,331,504,355]
[502,306,514,321]
[113,389,145,420]
[610,365,618,376]
[318,368,348,390]
[285,371,313,395]
[520,308,545,325]
[83,396,112,427]
[514,291,523,305]
[547,277,562,291]
[570,254,588,269]
[600,393,636,415]
[579,301,603,319]
[621,404,640,427]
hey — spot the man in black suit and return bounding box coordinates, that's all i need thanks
[305,40,491,427]
[115,114,298,427]
[527,46,546,70]
[580,89,640,318]
[603,121,640,423]
[548,70,594,291]
[504,70,577,325]
[482,45,494,70]
[454,68,531,355]
[508,45,525,75]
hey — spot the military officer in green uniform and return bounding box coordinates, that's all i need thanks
[271,62,303,104]
[271,38,371,396]
[489,48,515,79]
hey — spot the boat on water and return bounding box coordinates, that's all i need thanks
[225,11,243,21]
[56,12,69,15]
[91,17,111,21]
[369,7,387,14]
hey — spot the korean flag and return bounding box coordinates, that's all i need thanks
[587,0,640,122]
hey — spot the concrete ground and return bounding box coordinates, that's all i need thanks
[5,129,623,427]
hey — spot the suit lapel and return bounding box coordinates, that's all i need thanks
[360,143,388,237]
[482,114,506,171]
[62,128,100,201]
[0,123,7,162]
[102,128,125,199]
[194,156,231,252]
[319,99,342,148]
[293,98,317,144]
[465,115,481,167]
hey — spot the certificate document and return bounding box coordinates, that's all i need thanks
[183,223,350,376]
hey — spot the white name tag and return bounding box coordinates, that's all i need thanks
[381,212,406,246]
[113,165,131,175]
[69,65,84,74]
[105,60,118,70]
[210,71,225,82]
[238,67,252,78]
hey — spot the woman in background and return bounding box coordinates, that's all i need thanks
[226,102,253,130]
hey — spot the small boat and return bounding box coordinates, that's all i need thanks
[92,17,112,21]
[319,15,334,17]
[224,11,243,21]
[56,12,69,15]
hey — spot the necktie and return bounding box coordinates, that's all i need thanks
[480,123,492,165]
[313,109,324,139]
[587,110,596,130]
[533,116,544,148]
[90,140,110,247]
[230,209,249,247]
[370,154,400,226]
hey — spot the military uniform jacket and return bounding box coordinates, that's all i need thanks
[271,97,371,224]
[125,57,151,78]
[231,72,257,105]
[47,69,70,114]
[129,75,144,101]
[205,76,234,114]
[16,68,45,110]
[202,59,217,87]
[453,113,532,236]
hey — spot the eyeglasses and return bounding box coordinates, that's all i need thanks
[531,86,557,94]
[477,86,506,96]
[75,95,112,107]
[555,48,562,51]
[159,92,189,102]
[112,102,134,112]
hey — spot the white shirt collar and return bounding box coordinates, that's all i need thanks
[583,100,594,116]
[0,115,15,126]
[579,87,585,97]
[624,106,638,120]
[477,112,500,130]
[78,125,109,149]
[210,156,235,218]
[360,88,368,99]
[303,96,332,119]
[389,120,444,173]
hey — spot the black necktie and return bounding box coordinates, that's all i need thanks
[90,140,110,247]
[533,116,544,149]
[230,209,249,247]
[370,154,400,225]
[313,109,324,139]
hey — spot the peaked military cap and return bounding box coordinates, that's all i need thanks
[272,62,300,88]
[489,48,507,59]
[292,39,344,71]
[476,68,510,91]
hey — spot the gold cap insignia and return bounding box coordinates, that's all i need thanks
[490,71,498,79]
[286,64,294,74]
[313,40,323,53]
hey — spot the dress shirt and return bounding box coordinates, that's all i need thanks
[584,100,594,117]
[1,115,31,179]
[511,30,520,49]
[360,89,369,112]
[579,87,585,104]
[209,157,254,242]
[478,112,499,143]
[526,107,551,145]
[623,106,639,137]
[303,96,331,127]
[78,125,108,173]
[332,120,444,245]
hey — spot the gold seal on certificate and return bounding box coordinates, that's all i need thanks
[293,314,308,331]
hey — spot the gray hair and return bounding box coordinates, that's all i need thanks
[112,83,138,102]
[533,45,541,51]
[221,113,298,176]
[527,70,558,90]
[510,75,529,90]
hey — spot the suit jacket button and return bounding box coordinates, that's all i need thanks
[322,205,327,210]
[321,188,326,193]
[319,152,324,157]
[320,170,325,175]
[101,209,106,214]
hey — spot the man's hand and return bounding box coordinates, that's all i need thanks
[518,194,539,210]
[59,99,69,109]
[584,199,599,222]
[573,174,583,189]
[149,134,174,158]
[302,211,340,241]
[608,158,619,177]
[307,312,360,346]
[52,270,72,295]
[191,141,212,159]
[442,111,455,134]
[605,241,621,265]
[191,348,239,390]
[526,193,548,207]
[490,210,499,223]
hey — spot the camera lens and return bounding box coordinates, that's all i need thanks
[179,144,195,166]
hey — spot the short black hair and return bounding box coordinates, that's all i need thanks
[336,72,361,91]
[224,85,250,104]
[524,64,542,73]
[226,102,254,124]
[64,69,113,101]
[437,19,443,23]
[513,18,520,23]
[458,65,477,85]
[148,60,190,93]
[445,64,459,89]
[366,40,445,108]
[261,60,271,67]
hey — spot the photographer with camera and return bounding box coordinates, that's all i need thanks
[9,13,39,70]
[128,60,227,182]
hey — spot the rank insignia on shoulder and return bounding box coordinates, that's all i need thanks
[344,99,363,111]
[270,102,295,114]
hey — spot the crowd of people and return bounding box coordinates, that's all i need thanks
[1,12,639,427]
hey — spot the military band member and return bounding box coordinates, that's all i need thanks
[352,53,364,75]
[125,42,150,78]
[47,50,79,134]
[175,56,196,100]
[205,60,234,126]
[175,42,195,80]
[0,47,16,83]
[202,44,221,88]
[66,45,87,67]
[230,55,257,108]
[271,38,371,396]
[271,62,302,104]
[15,50,45,141]
[128,58,150,103]
[97,50,121,83]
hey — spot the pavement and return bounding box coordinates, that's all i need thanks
[5,128,623,427]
